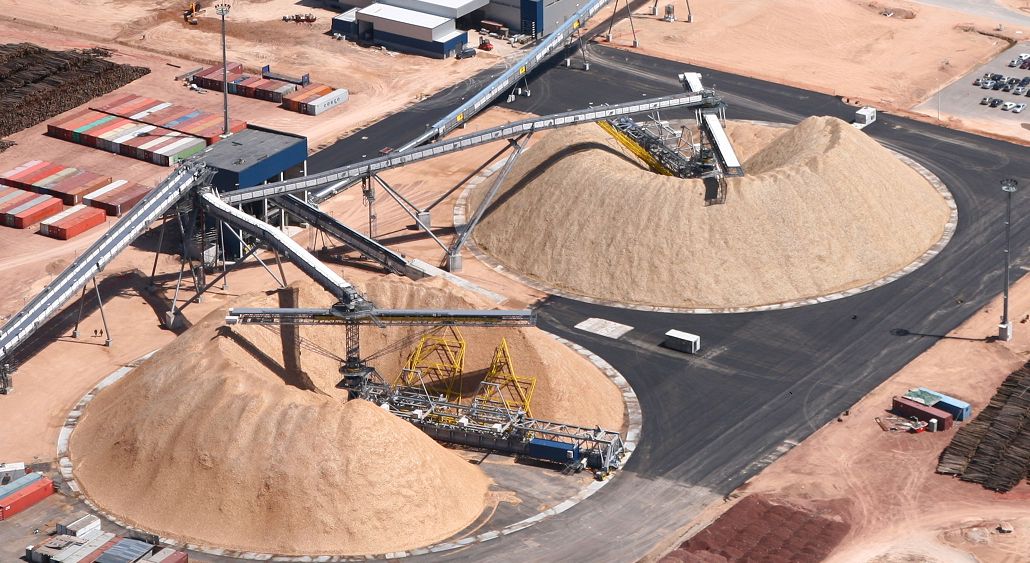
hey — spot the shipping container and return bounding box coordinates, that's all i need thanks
[48,108,96,129]
[41,170,89,197]
[915,387,972,421]
[58,514,102,537]
[307,88,349,115]
[84,180,128,205]
[91,93,138,112]
[92,184,151,217]
[0,191,42,215]
[526,438,580,464]
[74,115,121,144]
[0,188,22,204]
[44,206,106,239]
[158,552,187,563]
[40,205,85,235]
[147,106,194,127]
[892,396,954,431]
[81,117,132,148]
[0,471,42,502]
[8,196,63,228]
[130,101,173,120]
[0,477,54,520]
[13,163,65,190]
[95,537,154,563]
[61,177,114,206]
[6,161,56,186]
[664,329,700,353]
[0,462,27,486]
[53,532,116,563]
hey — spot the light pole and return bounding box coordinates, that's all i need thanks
[216,3,231,137]
[1000,178,1018,341]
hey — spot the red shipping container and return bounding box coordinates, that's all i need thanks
[53,112,109,142]
[0,477,54,520]
[0,160,45,187]
[77,538,121,563]
[145,106,188,126]
[892,396,953,431]
[40,170,88,197]
[45,206,106,240]
[81,118,130,147]
[9,197,62,228]
[162,551,188,563]
[106,95,157,117]
[142,135,185,161]
[93,184,151,216]
[31,167,79,193]
[48,108,95,128]
[14,164,65,190]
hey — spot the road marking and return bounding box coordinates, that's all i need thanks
[574,317,634,339]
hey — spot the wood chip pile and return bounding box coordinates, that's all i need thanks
[0,43,149,138]
[659,495,849,563]
[937,360,1030,492]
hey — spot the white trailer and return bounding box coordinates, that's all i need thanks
[664,329,700,354]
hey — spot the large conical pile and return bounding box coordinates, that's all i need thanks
[471,117,951,309]
[70,277,624,555]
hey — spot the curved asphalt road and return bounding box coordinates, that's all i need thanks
[188,46,1030,562]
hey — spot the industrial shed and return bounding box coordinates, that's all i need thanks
[482,0,584,36]
[340,4,469,58]
[385,0,489,19]
[198,126,307,192]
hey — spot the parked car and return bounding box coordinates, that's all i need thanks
[1022,60,1030,70]
[1002,101,1016,110]
[991,98,1004,107]
[992,73,1004,81]
[1009,59,1020,67]
[1015,103,1027,113]
[993,81,1006,90]
[983,80,996,89]
[1004,84,1014,92]
[1009,77,1021,85]
[1020,53,1030,60]
[1015,87,1026,95]
[974,77,983,86]
[981,96,992,105]
[456,47,477,59]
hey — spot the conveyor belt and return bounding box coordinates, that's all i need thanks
[224,91,716,205]
[0,162,202,366]
[679,72,744,177]
[273,194,428,280]
[226,307,536,326]
[200,191,364,305]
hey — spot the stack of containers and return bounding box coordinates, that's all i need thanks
[48,172,114,205]
[253,78,298,103]
[282,83,332,113]
[192,62,244,90]
[28,166,83,194]
[0,160,47,187]
[40,205,107,240]
[0,188,43,215]
[2,161,63,190]
[0,473,55,520]
[92,537,153,563]
[84,181,152,217]
[48,107,208,166]
[94,94,245,145]
[4,193,62,228]
[304,88,348,115]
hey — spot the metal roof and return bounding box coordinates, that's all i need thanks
[199,127,305,175]
[357,4,450,28]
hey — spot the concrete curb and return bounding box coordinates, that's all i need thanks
[57,335,641,561]
[455,122,958,314]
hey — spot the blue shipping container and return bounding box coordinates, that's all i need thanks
[0,471,41,502]
[527,438,579,464]
[918,387,971,421]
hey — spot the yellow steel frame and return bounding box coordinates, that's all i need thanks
[479,338,536,417]
[401,326,466,402]
[596,120,675,176]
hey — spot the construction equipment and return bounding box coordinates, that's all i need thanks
[283,13,317,23]
[479,36,494,51]
[183,1,202,24]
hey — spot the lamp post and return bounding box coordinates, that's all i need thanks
[1000,178,1018,341]
[216,3,231,137]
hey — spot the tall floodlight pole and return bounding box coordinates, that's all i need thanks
[1000,178,1018,341]
[216,3,231,137]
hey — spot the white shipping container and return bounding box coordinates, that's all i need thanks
[664,329,700,354]
[111,125,156,149]
[307,89,350,115]
[130,102,172,120]
[83,180,128,203]
[40,205,86,235]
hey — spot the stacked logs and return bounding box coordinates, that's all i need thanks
[937,361,1030,492]
[0,43,149,139]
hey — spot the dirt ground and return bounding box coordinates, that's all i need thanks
[648,269,1030,562]
[589,0,1029,139]
[0,0,518,154]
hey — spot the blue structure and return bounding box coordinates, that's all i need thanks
[527,438,580,464]
[199,126,308,192]
[917,387,972,421]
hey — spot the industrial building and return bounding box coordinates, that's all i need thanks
[198,126,308,193]
[330,0,583,56]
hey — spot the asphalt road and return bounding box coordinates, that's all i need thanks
[190,45,1030,562]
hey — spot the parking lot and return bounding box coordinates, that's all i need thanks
[916,42,1030,125]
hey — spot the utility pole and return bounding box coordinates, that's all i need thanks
[216,3,232,137]
[1000,178,1018,341]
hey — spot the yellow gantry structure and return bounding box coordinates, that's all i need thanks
[479,338,536,417]
[596,120,675,176]
[401,326,467,401]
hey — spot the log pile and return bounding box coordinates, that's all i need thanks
[0,43,149,139]
[937,360,1030,492]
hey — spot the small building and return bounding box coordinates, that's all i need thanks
[198,126,308,193]
[335,4,469,58]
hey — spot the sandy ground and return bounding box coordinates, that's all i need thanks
[651,267,1030,562]
[589,0,1028,123]
[999,0,1030,16]
[0,0,519,154]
